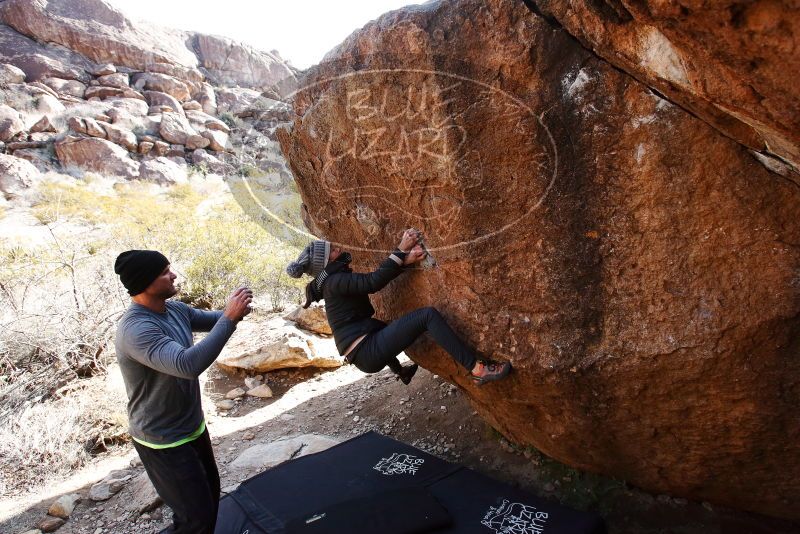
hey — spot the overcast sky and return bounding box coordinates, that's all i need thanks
[105,0,425,69]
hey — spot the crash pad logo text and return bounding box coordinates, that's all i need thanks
[481,499,549,534]
[373,452,425,475]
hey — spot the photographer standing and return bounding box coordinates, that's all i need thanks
[114,250,251,533]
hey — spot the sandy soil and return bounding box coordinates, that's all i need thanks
[3,360,799,534]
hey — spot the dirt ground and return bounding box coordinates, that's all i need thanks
[2,360,799,534]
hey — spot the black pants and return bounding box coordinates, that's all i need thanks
[132,428,220,534]
[351,306,477,374]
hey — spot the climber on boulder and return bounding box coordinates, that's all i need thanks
[286,229,512,385]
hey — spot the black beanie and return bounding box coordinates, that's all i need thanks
[114,250,170,296]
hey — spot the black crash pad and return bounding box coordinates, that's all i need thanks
[215,431,605,534]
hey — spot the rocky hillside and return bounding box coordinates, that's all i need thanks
[0,0,296,196]
[278,0,800,522]
[0,0,297,94]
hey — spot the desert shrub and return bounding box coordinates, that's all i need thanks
[0,372,128,494]
[0,233,130,495]
[165,182,203,204]
[0,235,128,405]
[32,179,178,226]
[189,162,209,178]
[219,112,238,130]
[0,395,89,493]
[0,87,37,113]
[28,178,304,311]
[237,163,262,178]
[32,181,107,224]
[170,206,303,311]
[227,176,304,228]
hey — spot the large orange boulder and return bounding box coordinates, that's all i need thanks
[278,0,800,520]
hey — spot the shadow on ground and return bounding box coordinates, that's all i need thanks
[3,364,800,534]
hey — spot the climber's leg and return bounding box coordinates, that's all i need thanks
[351,307,477,373]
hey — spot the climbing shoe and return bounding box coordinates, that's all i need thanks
[395,363,419,385]
[470,359,512,386]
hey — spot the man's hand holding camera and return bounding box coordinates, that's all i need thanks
[224,286,253,322]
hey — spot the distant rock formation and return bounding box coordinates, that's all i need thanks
[0,0,296,190]
[0,0,298,94]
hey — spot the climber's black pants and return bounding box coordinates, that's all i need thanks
[133,428,220,534]
[350,306,477,374]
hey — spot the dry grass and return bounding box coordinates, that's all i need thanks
[0,372,128,495]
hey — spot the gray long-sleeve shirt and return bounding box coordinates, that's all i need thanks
[115,300,236,447]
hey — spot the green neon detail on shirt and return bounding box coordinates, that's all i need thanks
[132,420,206,449]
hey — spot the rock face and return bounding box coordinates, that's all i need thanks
[0,62,25,84]
[0,23,94,82]
[138,156,187,184]
[0,0,296,91]
[200,129,227,152]
[0,153,39,195]
[0,103,24,140]
[42,76,86,98]
[192,34,297,96]
[55,136,139,178]
[144,90,184,116]
[230,434,341,472]
[0,0,198,70]
[215,87,266,118]
[132,72,191,101]
[6,83,67,124]
[101,122,137,151]
[216,317,343,373]
[277,0,800,521]
[283,304,332,335]
[197,83,217,115]
[30,114,56,133]
[0,0,297,195]
[190,149,226,173]
[186,109,229,133]
[159,112,197,145]
[530,0,800,174]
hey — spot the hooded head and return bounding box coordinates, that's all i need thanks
[286,240,330,279]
